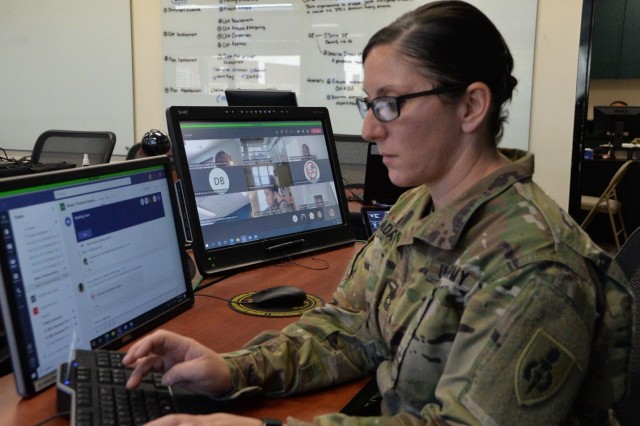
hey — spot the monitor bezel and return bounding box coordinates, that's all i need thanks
[224,89,298,107]
[166,106,355,277]
[361,206,391,239]
[0,156,195,397]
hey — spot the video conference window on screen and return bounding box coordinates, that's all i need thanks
[179,120,343,249]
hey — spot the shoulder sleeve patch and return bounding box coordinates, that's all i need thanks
[515,327,577,406]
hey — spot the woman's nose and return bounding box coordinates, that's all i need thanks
[361,109,385,143]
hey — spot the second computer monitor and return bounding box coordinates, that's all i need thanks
[166,105,354,276]
[225,89,298,107]
[592,105,640,143]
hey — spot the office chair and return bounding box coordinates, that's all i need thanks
[32,130,116,167]
[125,143,143,160]
[580,160,634,249]
[612,227,640,425]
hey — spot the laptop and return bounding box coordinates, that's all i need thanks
[0,156,194,397]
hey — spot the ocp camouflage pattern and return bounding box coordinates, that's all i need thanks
[222,149,632,426]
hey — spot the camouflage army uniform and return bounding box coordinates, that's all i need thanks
[223,149,632,425]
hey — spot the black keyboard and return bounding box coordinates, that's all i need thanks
[31,161,76,173]
[0,162,31,177]
[57,349,224,425]
[0,161,75,178]
[57,349,178,426]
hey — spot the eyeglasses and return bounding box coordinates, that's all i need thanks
[355,85,467,122]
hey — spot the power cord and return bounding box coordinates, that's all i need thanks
[192,273,233,292]
[274,255,330,271]
[193,255,329,299]
[0,152,34,165]
[342,177,366,203]
[195,293,237,303]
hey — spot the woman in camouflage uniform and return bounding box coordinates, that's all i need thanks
[123,2,632,425]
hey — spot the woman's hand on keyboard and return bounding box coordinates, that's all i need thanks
[122,329,232,396]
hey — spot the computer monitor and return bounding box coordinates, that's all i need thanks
[166,106,355,276]
[224,89,298,107]
[363,143,412,205]
[0,157,194,396]
[592,106,640,145]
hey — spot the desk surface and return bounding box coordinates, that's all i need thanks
[0,243,367,425]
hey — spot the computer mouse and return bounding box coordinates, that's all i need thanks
[249,285,307,309]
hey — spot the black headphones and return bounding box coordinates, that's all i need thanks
[140,129,171,156]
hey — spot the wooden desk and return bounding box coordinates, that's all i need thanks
[0,244,367,425]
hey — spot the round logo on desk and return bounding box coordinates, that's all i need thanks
[228,291,324,317]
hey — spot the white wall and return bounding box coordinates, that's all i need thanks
[132,0,583,209]
[528,0,583,209]
[0,0,134,155]
[588,79,640,119]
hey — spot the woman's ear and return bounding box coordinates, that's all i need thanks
[459,82,492,134]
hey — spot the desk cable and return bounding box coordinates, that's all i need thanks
[193,255,330,293]
[274,255,329,271]
[192,273,234,292]
[194,293,239,303]
[343,177,365,203]
[346,191,365,203]
[193,255,329,304]
[0,147,33,165]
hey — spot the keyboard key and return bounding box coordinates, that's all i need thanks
[59,349,179,425]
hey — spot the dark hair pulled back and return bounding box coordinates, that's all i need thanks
[363,0,517,143]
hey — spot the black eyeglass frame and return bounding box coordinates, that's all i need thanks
[356,84,468,122]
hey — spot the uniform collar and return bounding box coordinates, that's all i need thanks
[400,149,533,250]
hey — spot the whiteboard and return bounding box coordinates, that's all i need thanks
[161,0,537,150]
[0,0,134,156]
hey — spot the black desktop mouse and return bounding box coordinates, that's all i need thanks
[249,285,307,309]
